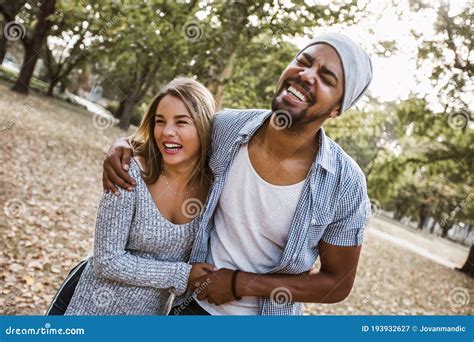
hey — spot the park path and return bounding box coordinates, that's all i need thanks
[367,216,469,269]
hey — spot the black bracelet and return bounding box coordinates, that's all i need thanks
[231,270,242,300]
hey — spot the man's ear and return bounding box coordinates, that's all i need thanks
[328,105,341,118]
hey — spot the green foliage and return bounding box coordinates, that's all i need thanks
[410,0,473,113]
[222,40,298,109]
[366,98,472,228]
[4,0,471,238]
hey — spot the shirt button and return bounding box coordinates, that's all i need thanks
[311,219,316,225]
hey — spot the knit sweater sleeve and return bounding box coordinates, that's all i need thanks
[92,161,192,295]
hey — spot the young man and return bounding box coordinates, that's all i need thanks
[50,33,373,316]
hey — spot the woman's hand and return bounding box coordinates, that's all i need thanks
[102,138,136,195]
[188,263,218,291]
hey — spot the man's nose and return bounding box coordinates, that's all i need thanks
[299,65,318,86]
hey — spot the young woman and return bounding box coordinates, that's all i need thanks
[49,78,217,315]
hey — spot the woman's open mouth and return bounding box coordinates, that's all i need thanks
[163,142,183,154]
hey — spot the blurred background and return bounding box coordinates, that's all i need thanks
[0,0,472,315]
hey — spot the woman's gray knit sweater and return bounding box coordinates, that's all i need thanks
[65,158,197,315]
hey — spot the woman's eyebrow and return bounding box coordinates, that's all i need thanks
[174,114,191,119]
[155,113,191,119]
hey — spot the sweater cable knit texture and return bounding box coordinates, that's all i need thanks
[65,158,198,315]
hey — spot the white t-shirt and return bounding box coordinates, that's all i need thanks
[196,143,305,315]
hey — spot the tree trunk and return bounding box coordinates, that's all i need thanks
[207,49,237,110]
[441,221,453,238]
[59,81,67,93]
[11,0,56,95]
[0,33,7,66]
[0,1,28,66]
[429,219,437,234]
[11,46,39,94]
[43,36,88,97]
[114,98,126,119]
[456,245,474,278]
[393,202,404,221]
[462,224,472,244]
[117,61,160,130]
[46,77,59,96]
[418,204,428,230]
[118,98,135,130]
[394,210,403,221]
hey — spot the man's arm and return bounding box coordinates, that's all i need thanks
[195,241,362,305]
[102,138,136,195]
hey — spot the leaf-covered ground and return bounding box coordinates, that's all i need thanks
[1,84,472,315]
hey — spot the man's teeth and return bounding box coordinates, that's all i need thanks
[287,85,308,102]
[164,143,182,149]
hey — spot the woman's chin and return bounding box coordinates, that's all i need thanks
[161,153,196,167]
[162,155,184,165]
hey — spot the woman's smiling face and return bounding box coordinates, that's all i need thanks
[154,94,201,167]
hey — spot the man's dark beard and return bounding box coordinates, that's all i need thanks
[271,91,329,134]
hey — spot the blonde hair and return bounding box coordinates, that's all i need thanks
[129,77,215,191]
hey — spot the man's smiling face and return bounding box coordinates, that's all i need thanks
[271,43,345,129]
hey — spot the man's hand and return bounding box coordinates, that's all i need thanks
[210,242,362,304]
[195,268,236,305]
[103,138,136,195]
[188,263,217,291]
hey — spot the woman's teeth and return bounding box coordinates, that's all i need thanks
[287,85,308,103]
[164,143,183,151]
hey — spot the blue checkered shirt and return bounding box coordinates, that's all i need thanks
[188,109,371,315]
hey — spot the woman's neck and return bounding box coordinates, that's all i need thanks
[161,160,197,184]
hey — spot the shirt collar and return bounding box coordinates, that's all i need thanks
[237,110,336,175]
[314,127,336,175]
[238,110,272,140]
